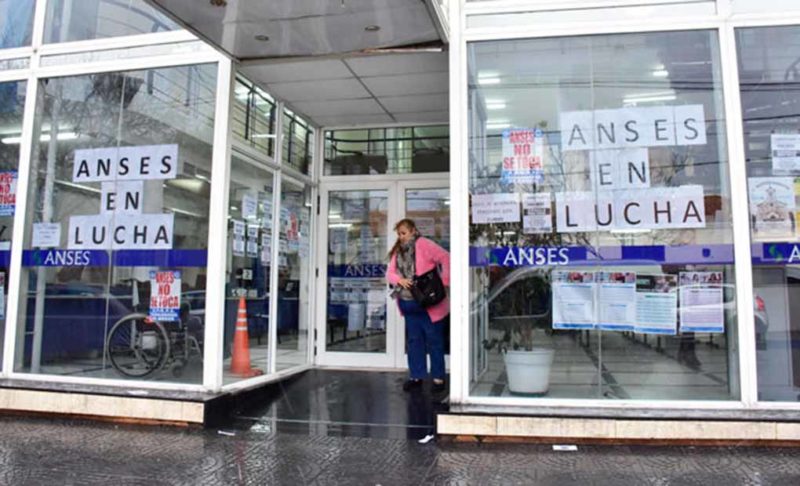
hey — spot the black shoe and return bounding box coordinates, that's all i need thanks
[403,379,423,391]
[432,380,446,393]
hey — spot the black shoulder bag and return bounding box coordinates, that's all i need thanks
[411,268,446,308]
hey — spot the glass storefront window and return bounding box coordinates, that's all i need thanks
[0,0,34,49]
[0,80,26,365]
[16,64,217,383]
[45,0,179,44]
[282,111,312,175]
[738,25,800,402]
[224,156,273,383]
[468,31,738,401]
[324,125,449,175]
[232,77,277,158]
[276,179,311,370]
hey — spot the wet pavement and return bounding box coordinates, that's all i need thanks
[1,369,800,484]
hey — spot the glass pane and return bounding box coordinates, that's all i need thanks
[282,111,311,174]
[16,65,217,383]
[327,190,388,353]
[324,125,449,175]
[0,80,26,366]
[405,189,450,250]
[468,31,738,400]
[0,0,34,49]
[737,25,800,402]
[224,158,273,383]
[45,0,179,44]
[275,180,312,370]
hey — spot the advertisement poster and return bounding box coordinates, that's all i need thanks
[679,271,724,333]
[748,177,796,240]
[635,274,678,335]
[149,270,181,322]
[771,134,800,174]
[471,193,520,224]
[0,171,17,216]
[596,272,637,331]
[552,271,596,330]
[501,128,544,184]
[522,193,553,234]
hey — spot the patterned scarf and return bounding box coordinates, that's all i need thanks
[396,236,417,299]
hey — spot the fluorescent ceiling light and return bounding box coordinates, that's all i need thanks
[328,223,352,229]
[652,69,669,78]
[486,120,510,130]
[623,94,676,104]
[486,100,506,110]
[1,132,78,144]
[478,77,500,85]
[252,133,276,139]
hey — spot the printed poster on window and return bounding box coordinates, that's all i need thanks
[771,134,800,174]
[679,271,724,333]
[552,271,595,330]
[596,272,637,331]
[522,193,553,234]
[0,171,17,216]
[749,177,796,241]
[149,270,181,322]
[635,274,678,335]
[501,128,544,184]
[471,193,520,224]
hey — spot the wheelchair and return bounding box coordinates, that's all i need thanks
[106,302,203,378]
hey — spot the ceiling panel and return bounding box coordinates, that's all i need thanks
[313,114,395,127]
[267,78,371,102]
[345,52,448,77]
[150,0,440,58]
[393,111,449,123]
[292,98,385,117]
[361,72,448,97]
[244,59,352,83]
[379,94,448,114]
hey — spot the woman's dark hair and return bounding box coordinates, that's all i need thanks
[388,218,419,258]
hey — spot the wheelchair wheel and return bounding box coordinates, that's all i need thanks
[106,313,170,378]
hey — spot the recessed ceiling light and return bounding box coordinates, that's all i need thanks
[254,34,270,41]
[365,25,380,32]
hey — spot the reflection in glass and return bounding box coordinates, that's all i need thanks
[223,158,273,383]
[17,65,216,383]
[738,25,800,402]
[282,111,312,174]
[0,0,34,49]
[468,31,738,400]
[326,191,388,353]
[45,0,178,44]
[275,180,312,370]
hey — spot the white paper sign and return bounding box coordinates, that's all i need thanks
[748,177,796,241]
[247,224,259,239]
[471,193,520,224]
[246,240,258,258]
[73,144,178,182]
[32,222,61,248]
[149,270,181,322]
[635,274,678,335]
[555,185,705,232]
[232,236,245,257]
[242,193,258,220]
[232,220,245,237]
[552,271,596,330]
[771,134,800,174]
[101,181,144,214]
[679,272,724,333]
[67,213,174,250]
[590,148,650,190]
[560,105,706,151]
[522,193,553,234]
[596,272,637,331]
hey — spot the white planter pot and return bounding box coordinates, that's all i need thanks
[503,349,555,395]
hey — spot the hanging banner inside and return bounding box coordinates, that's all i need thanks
[748,177,796,241]
[0,170,17,216]
[596,272,637,331]
[559,105,707,151]
[149,270,181,322]
[501,128,544,183]
[471,193,520,224]
[635,274,678,335]
[552,271,596,330]
[555,185,705,232]
[679,271,724,333]
[72,144,178,182]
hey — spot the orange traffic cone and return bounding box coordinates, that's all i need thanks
[230,297,263,377]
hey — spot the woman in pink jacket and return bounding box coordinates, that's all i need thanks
[387,218,450,392]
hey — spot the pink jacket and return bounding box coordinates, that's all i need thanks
[387,237,450,323]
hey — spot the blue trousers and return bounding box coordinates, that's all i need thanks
[398,299,445,380]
